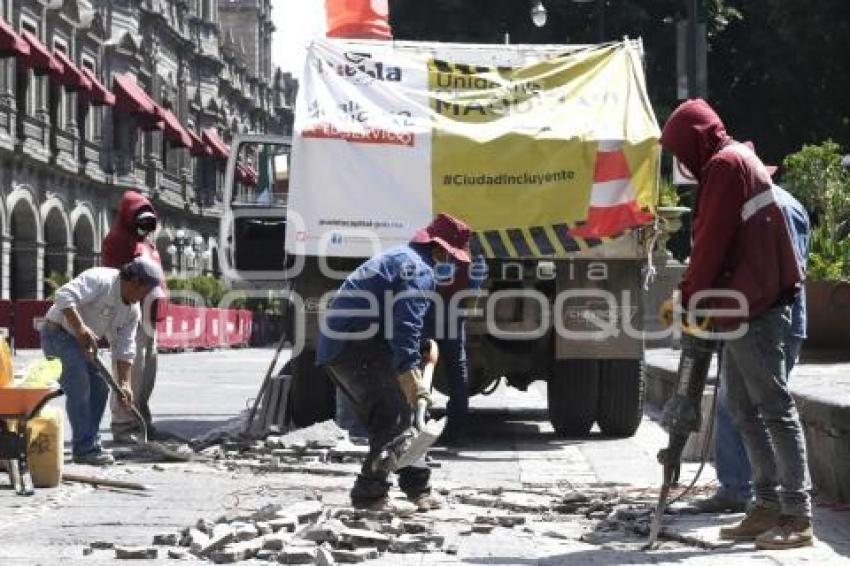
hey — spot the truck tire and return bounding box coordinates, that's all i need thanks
[287,349,336,428]
[596,359,645,437]
[547,359,599,437]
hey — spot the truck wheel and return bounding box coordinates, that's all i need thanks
[547,359,599,437]
[596,359,645,437]
[287,349,336,428]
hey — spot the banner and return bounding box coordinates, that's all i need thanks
[288,39,660,258]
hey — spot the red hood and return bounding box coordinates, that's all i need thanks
[116,190,156,231]
[660,98,729,181]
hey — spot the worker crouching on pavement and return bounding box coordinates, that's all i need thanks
[39,257,165,466]
[316,213,472,514]
[102,190,169,444]
[661,99,812,550]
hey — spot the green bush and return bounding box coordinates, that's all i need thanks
[166,275,225,307]
[783,141,850,280]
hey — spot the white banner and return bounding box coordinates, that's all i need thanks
[288,40,433,257]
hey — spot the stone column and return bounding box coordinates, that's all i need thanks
[34,241,45,301]
[0,235,11,301]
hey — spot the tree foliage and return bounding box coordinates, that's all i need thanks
[389,0,850,163]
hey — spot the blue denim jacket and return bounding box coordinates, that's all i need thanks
[316,244,436,374]
[775,186,810,338]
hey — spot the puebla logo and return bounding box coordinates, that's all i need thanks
[317,51,403,85]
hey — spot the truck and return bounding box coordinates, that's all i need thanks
[220,38,661,438]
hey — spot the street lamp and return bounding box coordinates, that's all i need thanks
[167,230,209,275]
[530,1,548,28]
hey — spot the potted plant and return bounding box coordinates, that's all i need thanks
[655,180,690,257]
[783,141,850,348]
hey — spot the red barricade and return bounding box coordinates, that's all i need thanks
[204,309,222,348]
[239,310,253,347]
[14,300,53,349]
[225,309,241,347]
[186,307,207,350]
[0,299,13,341]
[156,302,182,351]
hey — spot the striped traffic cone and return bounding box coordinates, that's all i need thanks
[570,140,653,239]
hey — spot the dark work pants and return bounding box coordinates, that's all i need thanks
[324,340,430,502]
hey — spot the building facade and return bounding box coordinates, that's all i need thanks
[0,0,294,300]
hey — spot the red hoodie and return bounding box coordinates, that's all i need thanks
[102,191,167,322]
[660,99,801,325]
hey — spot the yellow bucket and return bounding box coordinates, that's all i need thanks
[26,406,64,488]
[0,337,12,388]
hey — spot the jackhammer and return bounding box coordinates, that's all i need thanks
[645,314,719,549]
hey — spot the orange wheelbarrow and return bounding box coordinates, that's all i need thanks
[0,387,63,495]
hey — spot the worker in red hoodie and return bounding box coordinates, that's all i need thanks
[102,191,168,443]
[661,99,811,550]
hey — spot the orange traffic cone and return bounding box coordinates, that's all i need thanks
[571,140,653,239]
[326,0,392,40]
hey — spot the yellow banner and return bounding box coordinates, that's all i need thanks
[428,43,659,253]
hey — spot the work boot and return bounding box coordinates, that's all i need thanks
[719,505,781,541]
[352,496,417,518]
[73,450,115,466]
[691,489,749,514]
[755,515,814,550]
[408,492,444,512]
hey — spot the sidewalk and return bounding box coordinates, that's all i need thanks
[646,346,850,504]
[1,348,848,564]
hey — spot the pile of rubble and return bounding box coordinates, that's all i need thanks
[197,421,370,476]
[84,498,460,564]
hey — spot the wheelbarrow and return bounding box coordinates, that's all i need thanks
[0,386,63,495]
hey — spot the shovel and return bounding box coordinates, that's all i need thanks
[374,399,445,473]
[91,355,194,462]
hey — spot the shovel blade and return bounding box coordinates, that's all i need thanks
[392,417,445,470]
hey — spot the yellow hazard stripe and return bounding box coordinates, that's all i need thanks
[498,230,519,258]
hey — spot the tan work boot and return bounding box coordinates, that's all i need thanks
[719,505,781,541]
[755,515,814,550]
[408,492,444,512]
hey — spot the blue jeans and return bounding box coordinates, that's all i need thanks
[720,306,811,517]
[40,326,109,457]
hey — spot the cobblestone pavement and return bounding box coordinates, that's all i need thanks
[1,348,848,565]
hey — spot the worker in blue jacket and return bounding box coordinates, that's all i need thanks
[317,213,473,514]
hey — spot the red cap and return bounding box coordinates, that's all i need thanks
[411,213,471,263]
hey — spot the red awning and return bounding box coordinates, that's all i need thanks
[51,49,92,92]
[20,31,62,76]
[112,72,157,118]
[245,164,258,185]
[188,129,211,157]
[0,19,29,58]
[202,128,230,161]
[158,107,192,149]
[80,67,115,106]
[137,106,164,132]
[235,162,248,183]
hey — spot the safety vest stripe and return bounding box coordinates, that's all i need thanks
[741,186,779,222]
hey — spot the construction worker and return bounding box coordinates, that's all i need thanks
[334,252,485,446]
[317,213,472,513]
[695,180,810,514]
[102,190,168,444]
[39,257,164,465]
[661,99,811,550]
